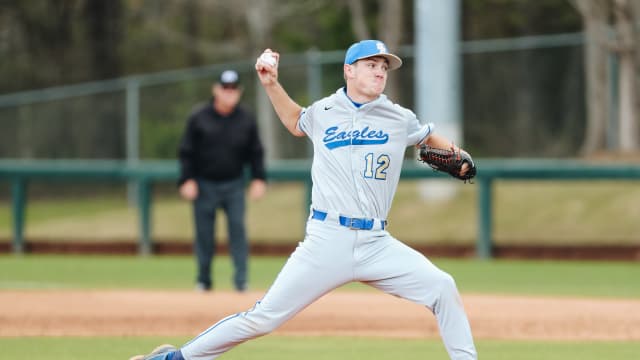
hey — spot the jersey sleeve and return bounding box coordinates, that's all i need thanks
[296,106,313,137]
[404,108,433,146]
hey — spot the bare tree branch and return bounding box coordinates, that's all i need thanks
[379,0,403,102]
[347,0,370,39]
[140,19,246,58]
[569,0,611,154]
[612,0,639,150]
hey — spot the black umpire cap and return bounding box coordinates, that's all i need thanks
[218,69,240,88]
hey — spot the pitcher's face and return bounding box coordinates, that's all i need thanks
[345,57,388,102]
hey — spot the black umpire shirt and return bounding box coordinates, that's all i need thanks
[178,99,266,185]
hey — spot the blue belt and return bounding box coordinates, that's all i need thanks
[311,209,386,230]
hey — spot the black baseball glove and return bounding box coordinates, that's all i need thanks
[418,144,477,182]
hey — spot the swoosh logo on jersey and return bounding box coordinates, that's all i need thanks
[323,125,389,149]
[324,106,333,110]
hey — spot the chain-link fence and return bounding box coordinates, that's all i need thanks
[0,33,586,163]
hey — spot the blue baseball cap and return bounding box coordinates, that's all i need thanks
[344,40,402,70]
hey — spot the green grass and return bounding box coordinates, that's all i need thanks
[1,255,639,298]
[435,258,640,298]
[1,181,640,245]
[0,255,285,290]
[1,336,638,360]
[1,256,638,359]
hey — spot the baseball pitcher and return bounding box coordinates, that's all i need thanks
[130,39,477,360]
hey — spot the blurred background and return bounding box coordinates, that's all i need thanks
[0,0,639,254]
[0,0,597,160]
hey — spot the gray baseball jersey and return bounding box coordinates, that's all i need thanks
[180,87,477,360]
[298,88,432,220]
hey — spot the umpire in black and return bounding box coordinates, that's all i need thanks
[178,69,267,292]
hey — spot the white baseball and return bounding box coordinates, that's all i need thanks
[259,52,277,66]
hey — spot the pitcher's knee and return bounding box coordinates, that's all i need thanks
[436,272,459,297]
[252,319,280,336]
[242,311,284,337]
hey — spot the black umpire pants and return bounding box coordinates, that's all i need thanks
[193,177,248,291]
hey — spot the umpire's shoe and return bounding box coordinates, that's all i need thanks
[129,344,180,360]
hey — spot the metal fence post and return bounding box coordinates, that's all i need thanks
[306,48,322,100]
[608,51,619,150]
[137,178,153,255]
[126,79,140,207]
[477,177,493,259]
[306,48,322,158]
[11,178,26,254]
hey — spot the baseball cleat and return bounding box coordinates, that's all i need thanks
[129,344,177,360]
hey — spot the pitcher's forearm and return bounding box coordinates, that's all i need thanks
[263,82,304,137]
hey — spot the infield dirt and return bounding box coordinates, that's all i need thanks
[1,290,639,340]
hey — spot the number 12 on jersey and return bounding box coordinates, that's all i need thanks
[363,153,390,180]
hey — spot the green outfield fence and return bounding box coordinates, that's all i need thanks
[1,159,639,258]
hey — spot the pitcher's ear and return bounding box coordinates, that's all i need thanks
[344,63,355,79]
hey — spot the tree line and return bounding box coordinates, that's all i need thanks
[1,0,638,156]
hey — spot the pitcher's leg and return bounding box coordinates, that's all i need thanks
[356,235,477,360]
[181,222,354,360]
